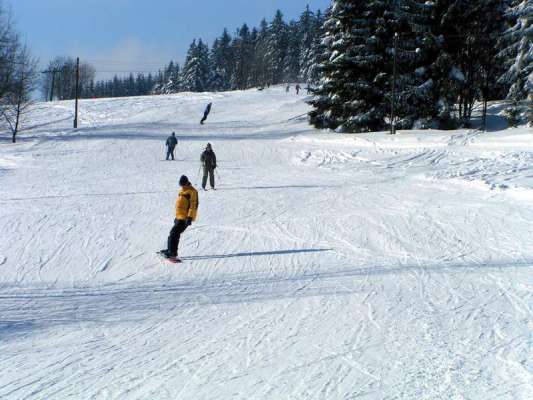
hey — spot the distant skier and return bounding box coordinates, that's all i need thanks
[306,84,312,95]
[159,175,199,263]
[286,84,290,93]
[201,143,217,190]
[200,102,212,125]
[165,132,178,161]
[295,84,301,95]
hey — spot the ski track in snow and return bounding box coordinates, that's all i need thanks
[0,87,532,399]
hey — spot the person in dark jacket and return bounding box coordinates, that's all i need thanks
[166,132,178,161]
[200,143,217,190]
[295,84,301,95]
[200,103,213,125]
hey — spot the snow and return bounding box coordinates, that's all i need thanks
[450,67,466,82]
[1,87,532,399]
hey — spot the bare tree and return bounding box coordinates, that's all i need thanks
[0,1,19,99]
[0,1,37,142]
[41,56,96,100]
[0,45,37,143]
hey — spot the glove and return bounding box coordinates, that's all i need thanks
[186,218,192,227]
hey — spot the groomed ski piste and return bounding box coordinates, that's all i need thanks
[0,86,532,399]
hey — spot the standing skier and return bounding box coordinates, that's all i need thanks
[295,84,301,95]
[160,175,199,262]
[200,102,213,125]
[201,143,217,190]
[165,132,178,161]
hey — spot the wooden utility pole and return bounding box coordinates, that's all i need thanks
[390,33,399,135]
[74,57,80,129]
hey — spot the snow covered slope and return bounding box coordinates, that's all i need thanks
[0,87,532,399]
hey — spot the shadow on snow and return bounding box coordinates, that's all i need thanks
[182,248,333,261]
[0,256,532,341]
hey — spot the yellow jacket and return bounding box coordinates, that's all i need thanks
[175,186,199,221]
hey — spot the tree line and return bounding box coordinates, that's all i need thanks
[155,6,325,94]
[41,6,325,99]
[4,0,531,140]
[41,57,96,101]
[309,0,533,132]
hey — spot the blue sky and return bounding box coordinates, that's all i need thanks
[10,0,331,79]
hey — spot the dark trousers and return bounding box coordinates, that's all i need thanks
[200,113,209,125]
[202,167,215,189]
[166,147,175,160]
[167,219,188,256]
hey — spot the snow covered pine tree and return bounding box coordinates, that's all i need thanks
[498,0,533,125]
[309,0,392,132]
[181,39,211,92]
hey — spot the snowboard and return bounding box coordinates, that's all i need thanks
[157,250,182,264]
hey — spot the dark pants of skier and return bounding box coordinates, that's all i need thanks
[166,147,176,160]
[201,113,209,125]
[202,166,215,189]
[167,219,188,257]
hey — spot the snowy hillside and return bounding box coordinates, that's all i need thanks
[1,87,532,399]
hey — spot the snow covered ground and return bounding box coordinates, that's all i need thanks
[0,87,532,399]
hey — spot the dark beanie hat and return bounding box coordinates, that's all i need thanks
[179,175,190,186]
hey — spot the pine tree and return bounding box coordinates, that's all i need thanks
[231,24,254,89]
[309,1,391,132]
[146,73,155,94]
[252,19,270,87]
[266,10,290,84]
[303,9,328,85]
[181,39,211,92]
[209,38,224,91]
[135,73,146,96]
[125,73,136,97]
[154,61,181,94]
[437,0,507,126]
[153,69,165,94]
[284,20,303,82]
[248,28,261,87]
[299,6,318,83]
[499,0,533,123]
[111,75,122,97]
[170,62,181,92]
[209,29,234,91]
[388,0,442,129]
[527,75,533,125]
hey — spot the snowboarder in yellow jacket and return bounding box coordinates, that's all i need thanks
[160,175,199,262]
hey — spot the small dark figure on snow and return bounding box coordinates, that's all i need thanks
[200,102,213,125]
[160,175,199,262]
[295,84,301,95]
[286,85,290,93]
[306,84,312,95]
[166,132,178,161]
[201,143,217,190]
